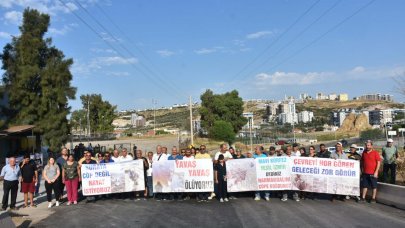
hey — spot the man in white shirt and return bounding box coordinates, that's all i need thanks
[119,148,133,162]
[152,145,168,162]
[111,149,120,162]
[292,143,301,157]
[214,144,233,161]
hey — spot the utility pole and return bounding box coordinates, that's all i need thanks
[87,99,91,140]
[153,99,157,136]
[249,116,253,153]
[189,96,194,146]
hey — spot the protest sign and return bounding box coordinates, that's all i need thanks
[153,160,214,193]
[81,160,145,196]
[256,157,291,191]
[290,157,360,196]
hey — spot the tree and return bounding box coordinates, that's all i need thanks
[76,94,116,134]
[1,9,76,151]
[360,129,384,140]
[210,120,236,145]
[70,109,86,132]
[200,89,247,138]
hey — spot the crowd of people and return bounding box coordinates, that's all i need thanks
[0,138,400,211]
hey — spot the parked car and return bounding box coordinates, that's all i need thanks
[344,147,365,155]
[327,147,336,153]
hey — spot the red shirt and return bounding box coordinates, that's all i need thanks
[361,150,381,175]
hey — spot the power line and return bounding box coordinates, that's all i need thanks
[228,0,321,83]
[58,0,183,101]
[231,0,342,87]
[71,0,186,101]
[261,0,376,76]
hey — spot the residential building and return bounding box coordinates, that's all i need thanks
[368,109,393,126]
[338,93,349,101]
[328,93,337,100]
[354,93,393,102]
[330,111,347,127]
[298,111,314,123]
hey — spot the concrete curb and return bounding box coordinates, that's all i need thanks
[0,211,16,228]
[376,182,405,210]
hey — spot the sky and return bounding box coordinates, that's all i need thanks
[0,0,404,111]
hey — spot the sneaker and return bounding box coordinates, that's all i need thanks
[265,197,270,201]
[370,199,377,204]
[56,201,60,207]
[254,196,260,201]
[358,198,366,203]
[295,198,300,202]
[345,195,350,200]
[48,203,52,208]
[229,196,237,200]
[224,198,229,202]
[281,198,287,202]
[220,198,224,203]
[67,202,71,206]
[73,201,77,205]
[207,196,213,200]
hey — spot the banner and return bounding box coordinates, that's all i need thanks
[290,157,360,196]
[153,160,214,193]
[81,160,145,196]
[227,157,360,196]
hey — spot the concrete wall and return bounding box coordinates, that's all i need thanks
[375,182,405,210]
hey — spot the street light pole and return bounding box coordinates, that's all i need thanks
[153,99,157,136]
[189,96,194,146]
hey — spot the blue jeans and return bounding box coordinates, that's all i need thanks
[255,191,270,198]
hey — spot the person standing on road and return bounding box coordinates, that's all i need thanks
[317,144,331,158]
[360,141,381,203]
[348,144,361,161]
[1,157,21,211]
[134,149,149,200]
[63,154,80,205]
[281,145,300,202]
[43,157,61,208]
[167,147,183,200]
[292,143,301,157]
[152,145,168,200]
[119,148,133,162]
[20,154,38,208]
[330,142,348,202]
[253,146,270,201]
[268,147,277,157]
[215,155,228,203]
[56,148,68,202]
[195,145,211,201]
[234,149,246,159]
[308,146,317,158]
[81,151,98,202]
[111,149,120,162]
[146,152,154,198]
[382,138,399,184]
[214,144,233,161]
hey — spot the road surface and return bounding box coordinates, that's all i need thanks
[33,197,405,228]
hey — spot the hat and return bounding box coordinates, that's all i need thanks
[350,144,357,148]
[336,142,343,146]
[387,138,394,143]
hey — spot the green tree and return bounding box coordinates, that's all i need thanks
[1,9,76,151]
[70,109,86,132]
[78,94,116,134]
[200,89,247,136]
[360,129,384,140]
[210,120,236,145]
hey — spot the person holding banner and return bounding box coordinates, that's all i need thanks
[43,157,61,208]
[119,148,133,162]
[134,149,149,200]
[82,152,98,202]
[281,145,300,202]
[330,142,349,202]
[215,155,228,202]
[360,141,381,203]
[167,147,183,200]
[253,146,270,201]
[62,154,80,205]
[146,152,154,198]
[99,152,115,164]
[317,144,331,158]
[111,149,120,162]
[153,145,168,201]
[195,145,211,201]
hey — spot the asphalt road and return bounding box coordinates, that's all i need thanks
[34,196,405,228]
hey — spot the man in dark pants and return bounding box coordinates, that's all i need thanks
[1,157,21,211]
[81,151,98,202]
[382,138,399,184]
[56,148,68,201]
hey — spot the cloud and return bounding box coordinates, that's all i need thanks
[72,56,138,76]
[246,30,277,39]
[106,71,130,77]
[156,49,175,57]
[0,1,78,16]
[0,0,13,8]
[255,71,333,87]
[350,66,366,74]
[0,31,11,39]
[100,32,122,43]
[90,48,117,54]
[4,11,22,25]
[94,56,138,66]
[48,23,78,36]
[194,48,218,55]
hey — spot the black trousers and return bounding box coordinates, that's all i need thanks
[383,163,397,184]
[58,175,65,198]
[45,181,61,202]
[2,180,18,209]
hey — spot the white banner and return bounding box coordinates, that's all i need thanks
[81,160,145,196]
[153,160,214,193]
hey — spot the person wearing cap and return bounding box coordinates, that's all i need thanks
[382,138,399,184]
[348,144,361,161]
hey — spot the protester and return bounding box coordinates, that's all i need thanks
[81,151,97,202]
[96,153,103,163]
[317,144,331,158]
[167,147,183,200]
[152,145,168,201]
[119,148,133,162]
[99,152,114,163]
[360,141,381,203]
[348,144,361,161]
[135,149,149,200]
[246,151,253,158]
[162,147,168,155]
[215,155,228,202]
[43,157,61,208]
[214,144,233,161]
[229,147,236,158]
[308,146,317,157]
[268,147,276,157]
[253,146,270,201]
[281,145,299,202]
[180,149,186,157]
[56,148,68,201]
[78,151,97,165]
[183,148,195,160]
[330,142,348,202]
[234,149,246,159]
[1,157,21,211]
[292,143,301,157]
[34,154,43,196]
[299,147,307,157]
[195,145,211,201]
[111,149,120,162]
[277,148,284,157]
[20,154,38,208]
[63,154,80,205]
[382,138,399,184]
[146,152,154,198]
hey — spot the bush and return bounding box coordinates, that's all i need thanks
[360,129,383,140]
[209,120,236,145]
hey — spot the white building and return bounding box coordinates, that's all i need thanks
[279,113,298,125]
[298,111,314,123]
[328,93,337,100]
[131,113,146,128]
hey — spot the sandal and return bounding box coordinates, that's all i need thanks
[30,205,37,208]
